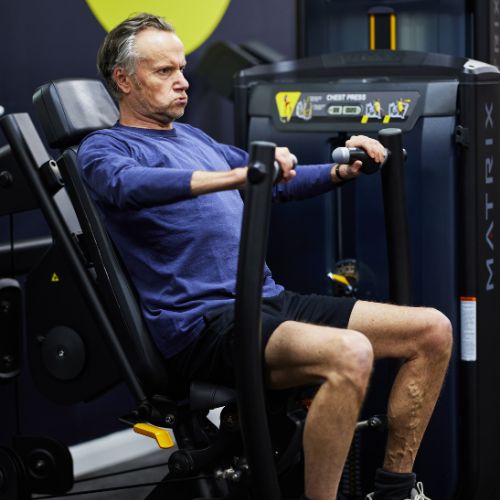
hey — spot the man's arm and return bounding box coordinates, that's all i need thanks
[78,135,195,208]
[79,132,252,206]
[272,135,386,202]
[188,139,297,195]
[190,135,383,200]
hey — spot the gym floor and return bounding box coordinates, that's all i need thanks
[34,448,174,500]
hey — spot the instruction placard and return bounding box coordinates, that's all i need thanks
[460,297,477,362]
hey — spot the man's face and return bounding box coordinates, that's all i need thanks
[116,28,189,128]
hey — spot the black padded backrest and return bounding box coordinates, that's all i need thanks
[33,79,172,396]
[33,79,119,150]
[59,148,171,394]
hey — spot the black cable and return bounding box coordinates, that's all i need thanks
[74,460,170,483]
[36,475,213,499]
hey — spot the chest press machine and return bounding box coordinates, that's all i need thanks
[0,78,406,499]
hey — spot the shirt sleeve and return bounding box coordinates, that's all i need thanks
[182,124,249,168]
[216,143,249,168]
[272,163,334,202]
[214,136,335,202]
[77,133,194,209]
[201,124,334,200]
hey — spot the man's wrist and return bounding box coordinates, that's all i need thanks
[234,166,248,187]
[332,163,355,184]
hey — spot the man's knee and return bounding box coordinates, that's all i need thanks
[416,308,453,361]
[323,330,374,396]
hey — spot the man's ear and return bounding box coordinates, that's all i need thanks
[113,66,132,95]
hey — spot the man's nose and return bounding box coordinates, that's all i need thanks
[175,71,189,90]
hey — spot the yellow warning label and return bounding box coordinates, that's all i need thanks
[51,273,60,283]
[383,115,391,124]
[275,92,301,123]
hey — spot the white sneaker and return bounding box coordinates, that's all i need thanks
[406,482,430,500]
[365,482,430,500]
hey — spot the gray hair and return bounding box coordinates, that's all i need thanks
[97,13,175,99]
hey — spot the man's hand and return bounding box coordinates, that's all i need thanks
[332,135,386,183]
[275,147,298,183]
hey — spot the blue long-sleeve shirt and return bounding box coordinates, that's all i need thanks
[77,122,336,358]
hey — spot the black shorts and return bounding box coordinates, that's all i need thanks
[166,290,356,391]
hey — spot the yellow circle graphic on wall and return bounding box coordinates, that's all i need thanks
[85,0,231,55]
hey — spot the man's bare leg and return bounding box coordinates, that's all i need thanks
[264,321,373,499]
[348,301,452,473]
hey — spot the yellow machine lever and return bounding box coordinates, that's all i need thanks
[327,273,350,287]
[133,423,175,449]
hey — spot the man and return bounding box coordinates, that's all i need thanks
[78,13,452,500]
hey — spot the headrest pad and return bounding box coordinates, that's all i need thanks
[33,79,119,150]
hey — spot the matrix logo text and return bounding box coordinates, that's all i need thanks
[485,102,495,291]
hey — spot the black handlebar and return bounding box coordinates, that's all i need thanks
[379,128,412,306]
[234,141,281,499]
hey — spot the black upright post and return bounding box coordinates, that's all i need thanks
[234,141,280,500]
[233,77,249,150]
[379,128,412,306]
